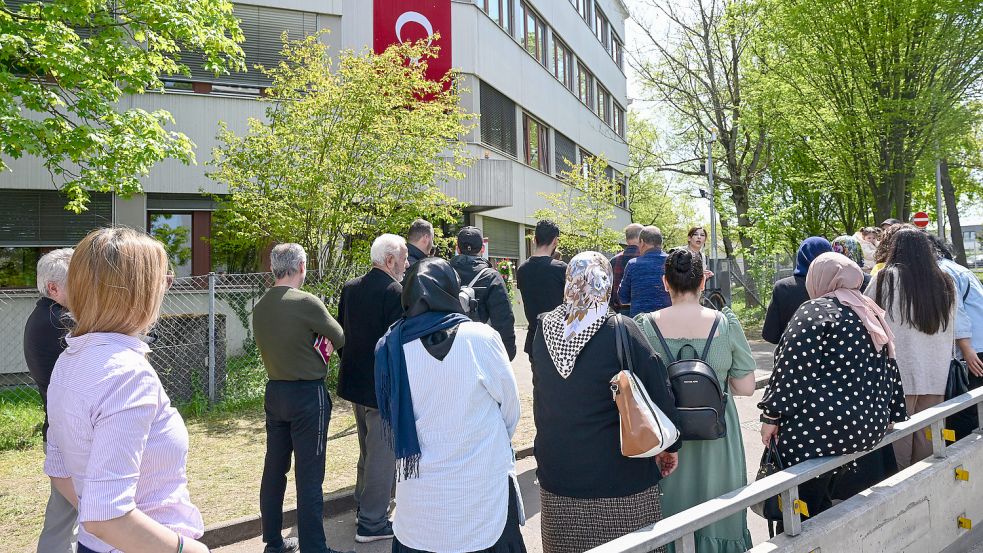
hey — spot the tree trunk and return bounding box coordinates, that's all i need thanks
[940,158,968,267]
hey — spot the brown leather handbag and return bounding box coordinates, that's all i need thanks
[610,315,680,458]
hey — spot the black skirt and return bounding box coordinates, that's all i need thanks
[392,477,526,553]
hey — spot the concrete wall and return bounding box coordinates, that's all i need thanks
[748,434,983,553]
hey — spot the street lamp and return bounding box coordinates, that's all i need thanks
[706,128,719,275]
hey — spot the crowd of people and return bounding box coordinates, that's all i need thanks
[20,215,981,553]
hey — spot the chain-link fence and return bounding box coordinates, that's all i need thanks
[0,268,364,422]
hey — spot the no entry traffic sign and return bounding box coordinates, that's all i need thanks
[912,211,930,228]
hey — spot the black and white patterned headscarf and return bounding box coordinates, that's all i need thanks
[541,251,613,378]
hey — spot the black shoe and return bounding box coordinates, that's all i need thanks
[263,537,299,553]
[355,521,394,543]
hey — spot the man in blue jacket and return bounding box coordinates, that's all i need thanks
[618,226,671,317]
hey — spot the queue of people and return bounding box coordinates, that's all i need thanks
[21,215,979,553]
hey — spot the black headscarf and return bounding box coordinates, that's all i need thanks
[375,258,472,478]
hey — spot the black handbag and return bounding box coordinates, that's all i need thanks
[946,358,978,440]
[750,437,785,523]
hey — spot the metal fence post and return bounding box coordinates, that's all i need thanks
[780,485,803,536]
[208,272,216,405]
[930,420,946,458]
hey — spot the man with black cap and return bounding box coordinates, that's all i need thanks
[450,226,517,360]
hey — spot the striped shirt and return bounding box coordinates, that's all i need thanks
[393,322,522,552]
[44,332,203,553]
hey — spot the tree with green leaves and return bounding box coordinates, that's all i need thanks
[625,112,697,247]
[0,0,244,212]
[535,156,622,255]
[209,34,475,272]
[755,0,983,223]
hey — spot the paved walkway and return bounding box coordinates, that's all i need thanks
[216,331,778,553]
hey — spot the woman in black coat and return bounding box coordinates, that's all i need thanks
[532,251,680,553]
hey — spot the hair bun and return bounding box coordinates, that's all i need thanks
[674,250,693,273]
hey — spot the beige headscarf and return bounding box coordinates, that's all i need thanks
[806,252,896,358]
[540,252,613,378]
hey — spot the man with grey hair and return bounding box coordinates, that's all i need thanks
[24,248,77,552]
[618,226,671,317]
[406,218,435,267]
[336,234,408,543]
[253,243,347,553]
[610,223,644,314]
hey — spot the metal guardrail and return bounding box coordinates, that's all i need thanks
[588,386,983,553]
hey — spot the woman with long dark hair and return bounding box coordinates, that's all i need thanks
[865,228,956,469]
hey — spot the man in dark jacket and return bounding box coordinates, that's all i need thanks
[609,223,643,314]
[450,226,517,360]
[516,220,566,361]
[406,218,434,268]
[23,248,78,552]
[337,234,407,543]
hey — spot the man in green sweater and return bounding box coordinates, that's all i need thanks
[253,243,346,553]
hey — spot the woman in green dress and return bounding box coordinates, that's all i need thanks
[636,248,756,553]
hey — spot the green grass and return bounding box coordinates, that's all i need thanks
[0,388,44,451]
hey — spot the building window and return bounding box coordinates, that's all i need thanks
[577,63,595,109]
[597,86,611,125]
[579,147,594,178]
[523,113,550,173]
[168,5,318,90]
[477,0,514,34]
[615,170,628,208]
[480,81,518,157]
[613,103,626,137]
[577,0,592,24]
[554,131,577,176]
[149,213,194,278]
[0,189,113,288]
[612,37,624,69]
[595,5,610,50]
[519,3,548,67]
[553,37,574,90]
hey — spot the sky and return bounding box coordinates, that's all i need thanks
[619,0,983,228]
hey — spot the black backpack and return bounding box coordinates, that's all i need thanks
[647,312,727,440]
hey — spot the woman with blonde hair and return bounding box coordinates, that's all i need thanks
[44,227,209,553]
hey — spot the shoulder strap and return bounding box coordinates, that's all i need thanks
[646,313,676,363]
[699,311,723,361]
[964,278,971,303]
[467,267,494,288]
[614,315,636,374]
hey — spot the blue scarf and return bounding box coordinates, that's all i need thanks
[374,311,471,479]
[793,237,833,277]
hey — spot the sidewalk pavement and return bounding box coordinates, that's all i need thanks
[215,329,777,553]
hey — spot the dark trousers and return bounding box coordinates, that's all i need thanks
[261,380,331,553]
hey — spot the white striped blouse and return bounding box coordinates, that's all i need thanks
[44,332,203,553]
[393,322,522,553]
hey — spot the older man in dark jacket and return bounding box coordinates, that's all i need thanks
[337,234,407,543]
[450,226,517,360]
[24,248,77,553]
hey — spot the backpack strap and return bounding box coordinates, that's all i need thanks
[646,313,677,363]
[699,311,723,361]
[467,267,494,288]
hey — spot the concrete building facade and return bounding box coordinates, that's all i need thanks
[0,0,631,283]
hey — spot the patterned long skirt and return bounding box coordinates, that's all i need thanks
[540,484,666,553]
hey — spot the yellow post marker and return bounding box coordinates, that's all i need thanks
[955,466,970,481]
[943,429,956,442]
[793,499,810,517]
[958,516,972,530]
